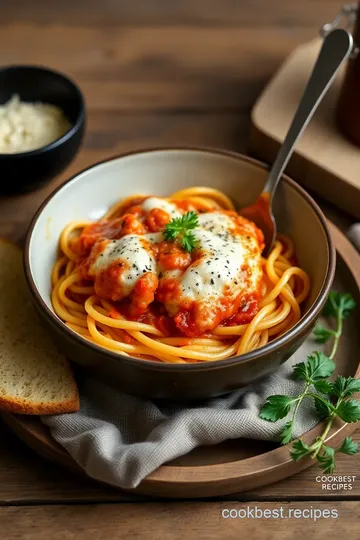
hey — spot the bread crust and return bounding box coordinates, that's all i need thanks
[0,237,80,415]
[0,393,80,415]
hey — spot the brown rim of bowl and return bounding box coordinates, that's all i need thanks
[24,146,336,372]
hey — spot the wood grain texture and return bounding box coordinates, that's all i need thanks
[1,1,341,26]
[0,502,359,539]
[0,419,359,504]
[0,25,316,111]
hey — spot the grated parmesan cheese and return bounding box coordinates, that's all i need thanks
[0,94,72,154]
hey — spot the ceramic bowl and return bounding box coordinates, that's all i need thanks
[24,148,336,400]
[0,65,85,193]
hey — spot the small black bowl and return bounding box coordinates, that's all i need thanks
[0,65,85,193]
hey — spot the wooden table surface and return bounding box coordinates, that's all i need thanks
[1,2,359,538]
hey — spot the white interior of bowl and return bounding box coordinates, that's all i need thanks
[28,149,330,318]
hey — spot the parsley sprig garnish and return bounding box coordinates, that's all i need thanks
[313,292,356,357]
[163,211,199,252]
[260,291,359,474]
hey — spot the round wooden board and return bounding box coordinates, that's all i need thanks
[2,221,360,498]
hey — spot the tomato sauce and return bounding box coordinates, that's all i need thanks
[114,298,177,337]
[224,293,261,326]
[72,195,264,338]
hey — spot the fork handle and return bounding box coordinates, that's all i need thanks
[263,29,353,198]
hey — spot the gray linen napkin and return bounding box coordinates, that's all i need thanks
[41,225,360,490]
[42,337,323,490]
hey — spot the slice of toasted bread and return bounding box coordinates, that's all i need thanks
[0,239,79,415]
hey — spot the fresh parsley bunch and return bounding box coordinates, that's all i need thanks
[259,292,360,474]
[163,211,198,252]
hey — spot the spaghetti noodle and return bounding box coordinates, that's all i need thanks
[51,187,311,363]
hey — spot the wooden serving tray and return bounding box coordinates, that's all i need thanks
[250,38,360,219]
[2,222,360,499]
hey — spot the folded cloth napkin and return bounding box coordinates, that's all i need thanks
[41,225,359,490]
[42,337,322,490]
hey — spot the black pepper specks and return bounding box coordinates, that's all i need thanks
[93,209,259,311]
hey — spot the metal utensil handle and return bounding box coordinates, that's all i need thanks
[263,29,353,198]
[321,3,358,58]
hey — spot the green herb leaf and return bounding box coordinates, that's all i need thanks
[181,230,197,253]
[164,211,199,252]
[280,421,294,445]
[335,400,360,423]
[322,291,341,318]
[316,445,336,474]
[258,289,358,474]
[314,396,334,419]
[331,376,360,399]
[313,380,333,394]
[259,395,295,422]
[165,211,198,234]
[323,292,356,319]
[293,352,335,382]
[290,440,311,461]
[313,324,335,344]
[337,436,359,456]
[292,361,308,381]
[307,352,336,380]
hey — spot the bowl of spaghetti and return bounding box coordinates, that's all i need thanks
[24,148,335,400]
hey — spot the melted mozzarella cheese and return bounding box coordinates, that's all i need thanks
[162,212,262,316]
[87,204,262,328]
[197,212,236,234]
[144,232,163,244]
[142,197,181,218]
[90,235,156,296]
